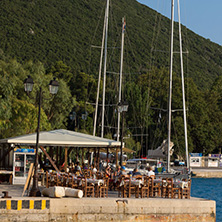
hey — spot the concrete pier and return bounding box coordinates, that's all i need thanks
[0,197,216,222]
[191,167,222,178]
[0,184,216,222]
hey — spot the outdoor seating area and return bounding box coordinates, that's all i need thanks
[40,169,191,199]
[0,129,191,200]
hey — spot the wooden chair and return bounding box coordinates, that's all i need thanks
[81,176,94,197]
[75,170,81,177]
[84,169,92,178]
[149,176,161,197]
[134,175,143,198]
[121,177,137,198]
[166,178,173,198]
[76,176,84,190]
[117,175,125,197]
[108,178,115,191]
[161,178,168,198]
[57,173,67,187]
[133,175,143,180]
[96,171,103,179]
[172,179,182,199]
[46,172,58,187]
[45,171,49,188]
[141,176,149,198]
[66,174,76,188]
[97,177,109,198]
[172,185,181,199]
[181,179,191,199]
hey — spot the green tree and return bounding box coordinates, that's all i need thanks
[2,98,51,138]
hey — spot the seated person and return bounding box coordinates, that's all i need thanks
[132,168,141,177]
[92,165,97,179]
[162,166,166,172]
[115,165,121,177]
[82,163,88,170]
[104,165,111,178]
[74,162,82,175]
[119,166,128,176]
[147,166,155,177]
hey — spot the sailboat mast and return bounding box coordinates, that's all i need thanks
[167,0,175,173]
[117,17,126,142]
[177,0,189,168]
[93,1,107,137]
[101,0,110,138]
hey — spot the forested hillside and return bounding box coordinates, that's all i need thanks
[1,0,222,158]
[1,0,222,88]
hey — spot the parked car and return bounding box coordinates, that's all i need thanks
[174,159,185,166]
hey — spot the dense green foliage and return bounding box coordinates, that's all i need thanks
[1,0,222,159]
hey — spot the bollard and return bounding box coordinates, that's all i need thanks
[2,191,11,198]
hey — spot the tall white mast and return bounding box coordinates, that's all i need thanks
[167,0,174,173]
[117,17,126,142]
[101,0,110,138]
[93,1,107,136]
[177,0,189,168]
[167,0,189,172]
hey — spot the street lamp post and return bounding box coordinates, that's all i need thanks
[69,111,76,131]
[118,101,128,167]
[24,76,59,197]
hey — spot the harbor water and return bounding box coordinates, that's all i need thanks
[191,178,222,222]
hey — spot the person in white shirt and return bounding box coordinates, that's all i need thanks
[147,166,155,177]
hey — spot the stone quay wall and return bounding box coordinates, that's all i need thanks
[192,170,222,178]
[0,197,216,222]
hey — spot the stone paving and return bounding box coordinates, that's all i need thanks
[0,184,120,198]
[0,184,23,197]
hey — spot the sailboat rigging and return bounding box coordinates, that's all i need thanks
[93,0,110,138]
[91,0,189,177]
[117,17,126,142]
[93,0,126,143]
[167,0,189,173]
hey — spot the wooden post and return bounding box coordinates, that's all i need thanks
[3,144,6,167]
[76,148,79,162]
[88,148,90,167]
[49,147,53,161]
[0,145,2,167]
[0,144,14,167]
[64,147,68,172]
[106,147,109,164]
[39,146,60,172]
[44,149,47,166]
[59,147,62,166]
[39,152,42,168]
[93,148,96,168]
[7,144,10,168]
[97,148,100,170]
[116,148,118,167]
[22,163,34,197]
[56,147,59,167]
[81,148,84,166]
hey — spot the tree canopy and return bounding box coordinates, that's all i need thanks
[1,0,222,159]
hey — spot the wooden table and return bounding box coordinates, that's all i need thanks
[0,170,13,184]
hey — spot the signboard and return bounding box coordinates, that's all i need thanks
[190,157,202,167]
[189,153,202,157]
[208,158,218,167]
[208,154,221,158]
[14,148,35,153]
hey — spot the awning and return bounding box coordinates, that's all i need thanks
[0,129,121,148]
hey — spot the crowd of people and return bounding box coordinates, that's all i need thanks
[61,160,156,180]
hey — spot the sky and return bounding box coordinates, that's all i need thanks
[137,0,222,46]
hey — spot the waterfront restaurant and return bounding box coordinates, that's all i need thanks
[0,129,124,184]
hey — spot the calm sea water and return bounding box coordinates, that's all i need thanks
[191,178,222,222]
